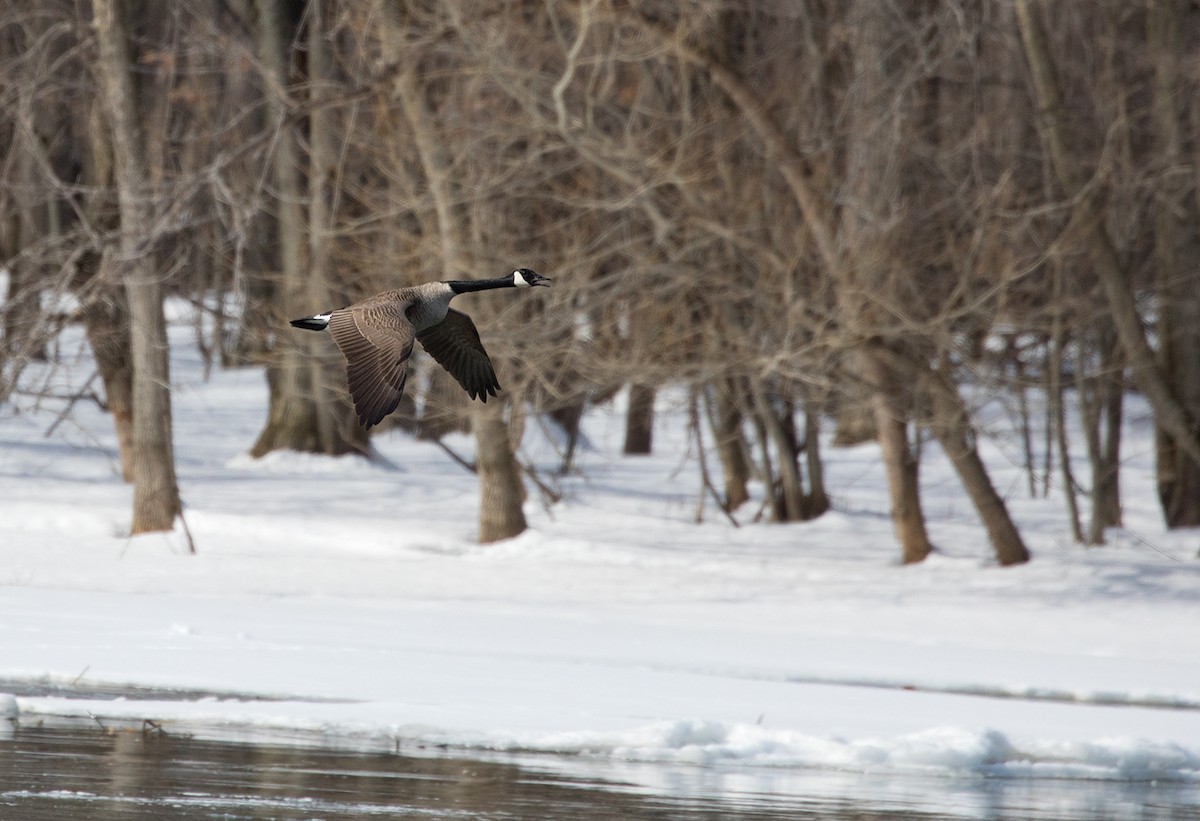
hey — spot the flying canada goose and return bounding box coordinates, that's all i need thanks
[291,268,551,429]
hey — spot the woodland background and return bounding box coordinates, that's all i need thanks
[3,0,1200,562]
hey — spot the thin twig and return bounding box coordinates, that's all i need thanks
[1123,530,1185,563]
[177,505,198,556]
[519,459,563,507]
[433,439,476,473]
[42,370,104,437]
[689,389,740,527]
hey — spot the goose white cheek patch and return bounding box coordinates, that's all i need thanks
[513,270,531,287]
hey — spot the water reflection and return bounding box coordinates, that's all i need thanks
[1,719,1197,820]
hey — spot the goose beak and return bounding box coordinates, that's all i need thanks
[529,272,552,287]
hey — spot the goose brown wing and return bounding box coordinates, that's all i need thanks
[415,309,500,402]
[327,305,415,429]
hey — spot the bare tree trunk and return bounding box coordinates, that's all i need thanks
[250,0,365,457]
[1095,354,1124,534]
[93,0,181,535]
[1052,342,1083,544]
[804,397,830,517]
[709,379,750,509]
[1078,322,1123,543]
[748,380,806,521]
[250,0,316,455]
[862,347,932,563]
[1049,266,1083,543]
[549,397,586,475]
[475,402,528,543]
[623,383,655,455]
[82,283,135,483]
[1148,0,1200,529]
[927,365,1030,566]
[306,0,367,454]
[747,387,782,522]
[840,2,934,561]
[1011,340,1038,498]
[4,123,47,363]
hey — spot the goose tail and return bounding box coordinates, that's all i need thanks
[290,312,332,332]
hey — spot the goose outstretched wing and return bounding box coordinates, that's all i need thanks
[416,309,500,402]
[328,304,415,429]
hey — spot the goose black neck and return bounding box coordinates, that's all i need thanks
[447,277,514,294]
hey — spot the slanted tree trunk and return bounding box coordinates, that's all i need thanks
[1148,0,1200,529]
[1015,0,1200,479]
[93,0,181,534]
[926,364,1030,566]
[475,402,528,543]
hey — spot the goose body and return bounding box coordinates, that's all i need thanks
[291,268,550,429]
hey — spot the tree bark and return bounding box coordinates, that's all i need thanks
[710,379,750,510]
[862,347,933,564]
[4,122,48,364]
[623,383,655,455]
[804,398,830,517]
[475,403,528,543]
[748,379,807,521]
[82,282,135,483]
[1077,322,1123,543]
[927,365,1030,566]
[1148,0,1200,529]
[93,0,181,535]
[1049,265,1083,543]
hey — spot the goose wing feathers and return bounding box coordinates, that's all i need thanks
[327,304,415,429]
[416,309,500,402]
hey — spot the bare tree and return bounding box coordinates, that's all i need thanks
[1016,0,1200,479]
[1147,0,1200,529]
[250,0,366,458]
[377,0,535,541]
[92,0,181,534]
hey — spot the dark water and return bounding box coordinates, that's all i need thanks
[1,720,1198,820]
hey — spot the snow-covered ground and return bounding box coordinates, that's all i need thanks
[1,313,1199,799]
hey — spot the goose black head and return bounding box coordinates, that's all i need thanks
[513,268,551,287]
